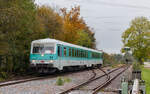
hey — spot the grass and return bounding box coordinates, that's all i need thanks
[141,66,150,94]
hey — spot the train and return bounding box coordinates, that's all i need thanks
[30,38,103,73]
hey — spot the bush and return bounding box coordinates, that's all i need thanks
[64,77,71,83]
[132,62,141,71]
[56,77,64,86]
[0,72,8,79]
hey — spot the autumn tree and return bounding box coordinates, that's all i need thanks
[60,6,96,48]
[122,17,150,64]
[37,6,63,39]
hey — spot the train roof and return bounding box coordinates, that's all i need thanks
[32,38,102,53]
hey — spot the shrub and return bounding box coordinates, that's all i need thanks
[64,77,71,83]
[132,62,141,71]
[0,72,8,79]
[56,77,64,86]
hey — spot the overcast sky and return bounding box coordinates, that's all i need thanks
[35,0,150,54]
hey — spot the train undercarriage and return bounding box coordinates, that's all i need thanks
[30,63,102,74]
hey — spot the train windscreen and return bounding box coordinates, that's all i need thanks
[32,43,55,54]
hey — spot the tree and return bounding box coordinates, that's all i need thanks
[37,6,63,39]
[122,17,150,64]
[76,30,92,48]
[0,0,43,74]
[103,52,116,65]
[60,6,96,48]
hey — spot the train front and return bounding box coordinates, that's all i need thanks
[30,40,57,73]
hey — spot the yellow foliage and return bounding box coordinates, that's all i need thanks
[60,6,87,44]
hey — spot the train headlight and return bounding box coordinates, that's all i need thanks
[41,54,44,56]
[50,60,53,63]
[32,60,35,63]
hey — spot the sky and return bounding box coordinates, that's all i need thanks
[35,0,150,54]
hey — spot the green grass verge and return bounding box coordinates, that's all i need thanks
[141,66,150,94]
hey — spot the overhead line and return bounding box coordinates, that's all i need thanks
[95,1,150,10]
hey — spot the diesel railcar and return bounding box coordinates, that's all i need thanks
[30,38,103,73]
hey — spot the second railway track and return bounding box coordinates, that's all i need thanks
[59,65,128,94]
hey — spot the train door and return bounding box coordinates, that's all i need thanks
[57,45,63,70]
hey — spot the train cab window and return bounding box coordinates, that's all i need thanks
[32,44,44,54]
[64,47,67,56]
[32,47,40,53]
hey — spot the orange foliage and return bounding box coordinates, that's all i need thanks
[60,6,87,44]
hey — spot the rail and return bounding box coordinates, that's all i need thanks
[131,79,139,94]
[59,66,126,94]
[92,66,129,94]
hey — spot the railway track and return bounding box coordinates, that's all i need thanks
[0,67,99,88]
[92,66,128,94]
[0,65,127,94]
[59,65,128,94]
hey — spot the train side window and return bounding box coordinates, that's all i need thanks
[69,48,71,57]
[81,50,83,57]
[86,51,87,58]
[73,49,75,57]
[83,51,85,58]
[75,49,77,57]
[87,51,88,58]
[76,49,78,57]
[92,52,94,58]
[77,49,79,57]
[64,47,67,56]
[80,50,82,57]
[58,46,61,56]
[72,48,74,57]
[76,49,77,57]
[82,51,84,58]
[74,49,75,57]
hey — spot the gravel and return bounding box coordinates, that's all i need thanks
[102,66,132,94]
[0,68,108,94]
